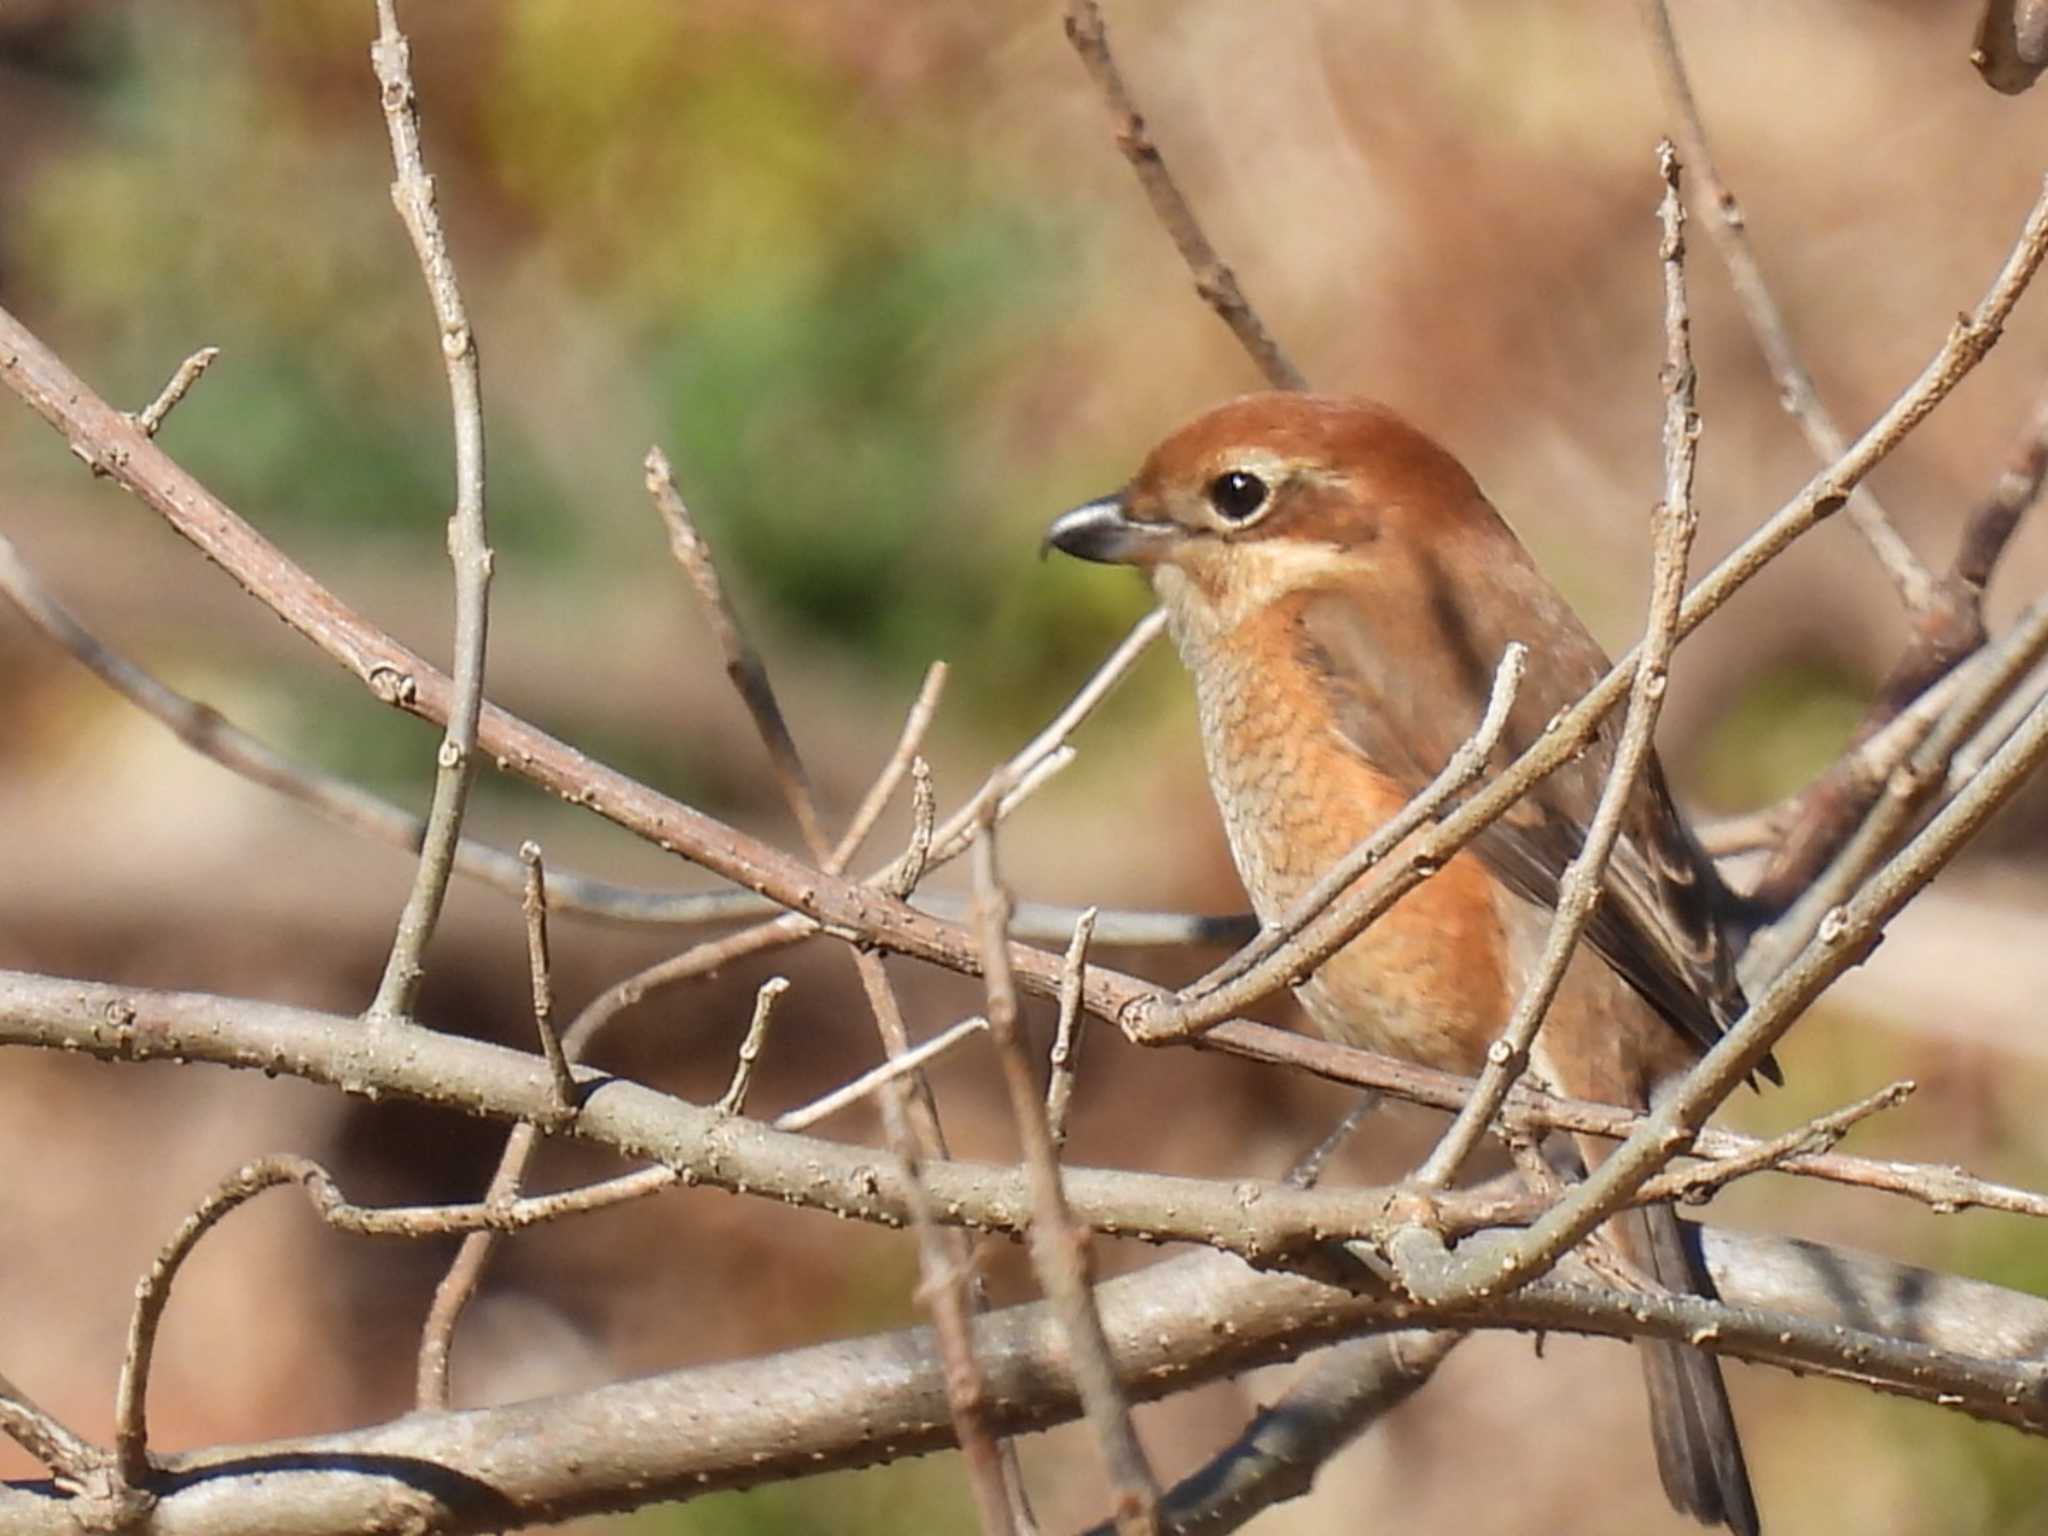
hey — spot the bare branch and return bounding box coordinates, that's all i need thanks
[1750,386,2048,908]
[33,1234,2048,1536]
[366,0,493,1021]
[974,817,1160,1534]
[1749,589,2048,979]
[1641,1081,1915,1207]
[0,1371,107,1494]
[1643,0,1935,611]
[646,447,829,857]
[1080,1330,1464,1536]
[1062,1,1305,391]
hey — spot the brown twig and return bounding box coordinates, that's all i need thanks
[973,814,1160,1535]
[0,1370,107,1493]
[647,445,1023,1535]
[647,448,830,857]
[720,976,791,1117]
[1644,0,1935,613]
[1419,145,1701,1189]
[1750,589,2048,980]
[1045,907,1097,1152]
[127,345,219,439]
[518,843,576,1119]
[1062,0,1305,391]
[839,662,948,867]
[1643,1081,1915,1207]
[1078,1329,1465,1536]
[366,0,493,1021]
[1750,387,2048,909]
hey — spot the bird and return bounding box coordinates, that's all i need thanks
[1046,392,1772,1535]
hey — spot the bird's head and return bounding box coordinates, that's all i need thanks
[1046,392,1494,634]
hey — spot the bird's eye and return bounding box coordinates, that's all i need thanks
[1207,470,1269,522]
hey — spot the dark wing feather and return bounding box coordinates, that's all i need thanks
[1295,539,1779,1084]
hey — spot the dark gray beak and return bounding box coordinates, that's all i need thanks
[1044,495,1165,566]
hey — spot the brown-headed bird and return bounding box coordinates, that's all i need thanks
[1047,393,1772,1535]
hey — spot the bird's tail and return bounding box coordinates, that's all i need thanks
[1627,1202,1760,1536]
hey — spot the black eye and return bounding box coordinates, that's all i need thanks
[1207,470,1269,522]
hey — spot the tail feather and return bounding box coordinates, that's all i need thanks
[1630,1203,1760,1536]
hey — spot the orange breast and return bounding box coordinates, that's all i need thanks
[1183,604,1510,1076]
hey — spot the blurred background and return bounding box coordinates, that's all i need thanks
[3,1,2048,1532]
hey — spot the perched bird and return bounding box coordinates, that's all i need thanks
[1047,392,1772,1535]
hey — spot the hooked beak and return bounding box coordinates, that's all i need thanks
[1043,495,1170,566]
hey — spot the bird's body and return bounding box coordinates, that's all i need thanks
[1048,392,1767,1535]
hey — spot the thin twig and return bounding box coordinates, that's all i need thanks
[1045,907,1097,1152]
[1952,655,2048,781]
[1409,678,2048,1307]
[973,813,1160,1536]
[1749,590,2048,980]
[1697,652,1985,857]
[1062,1,1305,391]
[1416,144,1700,1189]
[837,662,948,868]
[366,0,493,1021]
[0,1370,106,1491]
[647,447,829,856]
[1644,0,1935,612]
[774,1015,988,1132]
[720,977,791,1117]
[649,446,1023,1535]
[1079,1330,1465,1536]
[1282,1097,1381,1192]
[890,758,938,899]
[519,843,577,1119]
[1643,1081,1914,1207]
[127,346,218,438]
[1750,384,2048,908]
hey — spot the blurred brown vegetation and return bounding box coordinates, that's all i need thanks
[4,2,2048,1533]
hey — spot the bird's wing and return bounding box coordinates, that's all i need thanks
[1295,560,1776,1081]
